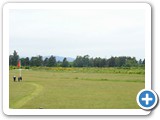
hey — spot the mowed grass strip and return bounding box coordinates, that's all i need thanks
[9,68,144,109]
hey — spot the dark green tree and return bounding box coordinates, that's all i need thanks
[125,57,138,67]
[108,57,116,67]
[73,56,83,67]
[93,57,102,67]
[100,58,107,67]
[9,55,13,66]
[43,57,49,66]
[20,58,25,66]
[37,55,43,66]
[118,57,126,67]
[138,59,142,64]
[9,50,19,66]
[142,59,145,65]
[47,55,56,67]
[62,57,69,67]
[82,55,90,67]
[30,56,43,66]
[30,57,37,66]
[89,58,94,67]
[25,57,30,66]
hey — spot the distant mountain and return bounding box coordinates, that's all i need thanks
[55,56,75,62]
[20,55,75,62]
[44,56,75,62]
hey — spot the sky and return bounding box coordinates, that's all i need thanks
[9,9,145,60]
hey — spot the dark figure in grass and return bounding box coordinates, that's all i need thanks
[18,76,22,82]
[13,76,16,82]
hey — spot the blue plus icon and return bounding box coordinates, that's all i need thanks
[137,89,158,110]
[142,93,153,105]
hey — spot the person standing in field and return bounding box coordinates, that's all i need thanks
[18,76,22,82]
[13,76,16,82]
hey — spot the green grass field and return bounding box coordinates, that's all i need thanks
[9,67,144,109]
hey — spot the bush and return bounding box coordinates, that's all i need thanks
[9,66,17,70]
[25,66,30,69]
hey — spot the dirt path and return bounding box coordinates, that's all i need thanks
[12,83,43,108]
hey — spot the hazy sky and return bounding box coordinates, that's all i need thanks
[9,9,145,59]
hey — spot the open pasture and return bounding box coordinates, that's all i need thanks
[9,67,144,109]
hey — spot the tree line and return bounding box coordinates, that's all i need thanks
[9,50,145,68]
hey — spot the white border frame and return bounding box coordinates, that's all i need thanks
[3,3,151,115]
